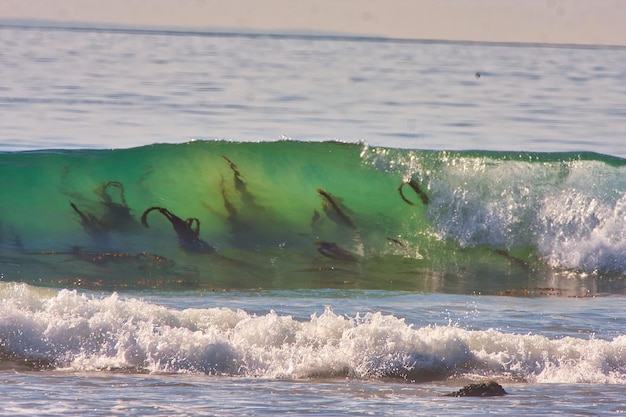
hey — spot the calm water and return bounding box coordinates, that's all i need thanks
[2,24,626,156]
[1,23,626,416]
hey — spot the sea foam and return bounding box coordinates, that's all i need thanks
[1,283,624,384]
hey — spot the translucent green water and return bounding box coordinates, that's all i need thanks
[1,141,625,292]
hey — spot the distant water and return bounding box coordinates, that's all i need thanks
[2,23,626,156]
[1,23,626,416]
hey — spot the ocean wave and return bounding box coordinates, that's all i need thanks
[1,141,625,291]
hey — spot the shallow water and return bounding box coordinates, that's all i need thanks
[2,372,625,416]
[1,23,626,416]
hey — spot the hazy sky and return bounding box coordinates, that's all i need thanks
[1,0,625,46]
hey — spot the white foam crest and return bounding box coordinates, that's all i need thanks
[421,157,626,273]
[1,283,625,383]
[466,330,626,384]
[360,149,626,273]
[427,157,560,249]
[538,191,626,273]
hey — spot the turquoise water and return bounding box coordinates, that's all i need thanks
[1,23,626,416]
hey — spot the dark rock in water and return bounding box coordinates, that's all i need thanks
[444,380,507,397]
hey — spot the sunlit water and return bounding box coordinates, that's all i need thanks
[1,23,626,416]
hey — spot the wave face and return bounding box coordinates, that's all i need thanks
[1,140,625,291]
[1,283,624,384]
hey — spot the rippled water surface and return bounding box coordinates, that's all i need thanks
[1,24,625,156]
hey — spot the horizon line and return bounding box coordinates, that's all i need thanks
[2,18,624,50]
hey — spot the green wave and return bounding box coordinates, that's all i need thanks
[1,141,625,293]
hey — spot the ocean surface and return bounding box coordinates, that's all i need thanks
[1,22,626,416]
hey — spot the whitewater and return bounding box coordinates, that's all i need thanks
[1,23,626,416]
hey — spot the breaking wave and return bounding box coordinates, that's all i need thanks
[1,140,625,290]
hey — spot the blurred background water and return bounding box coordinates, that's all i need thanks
[1,25,625,157]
